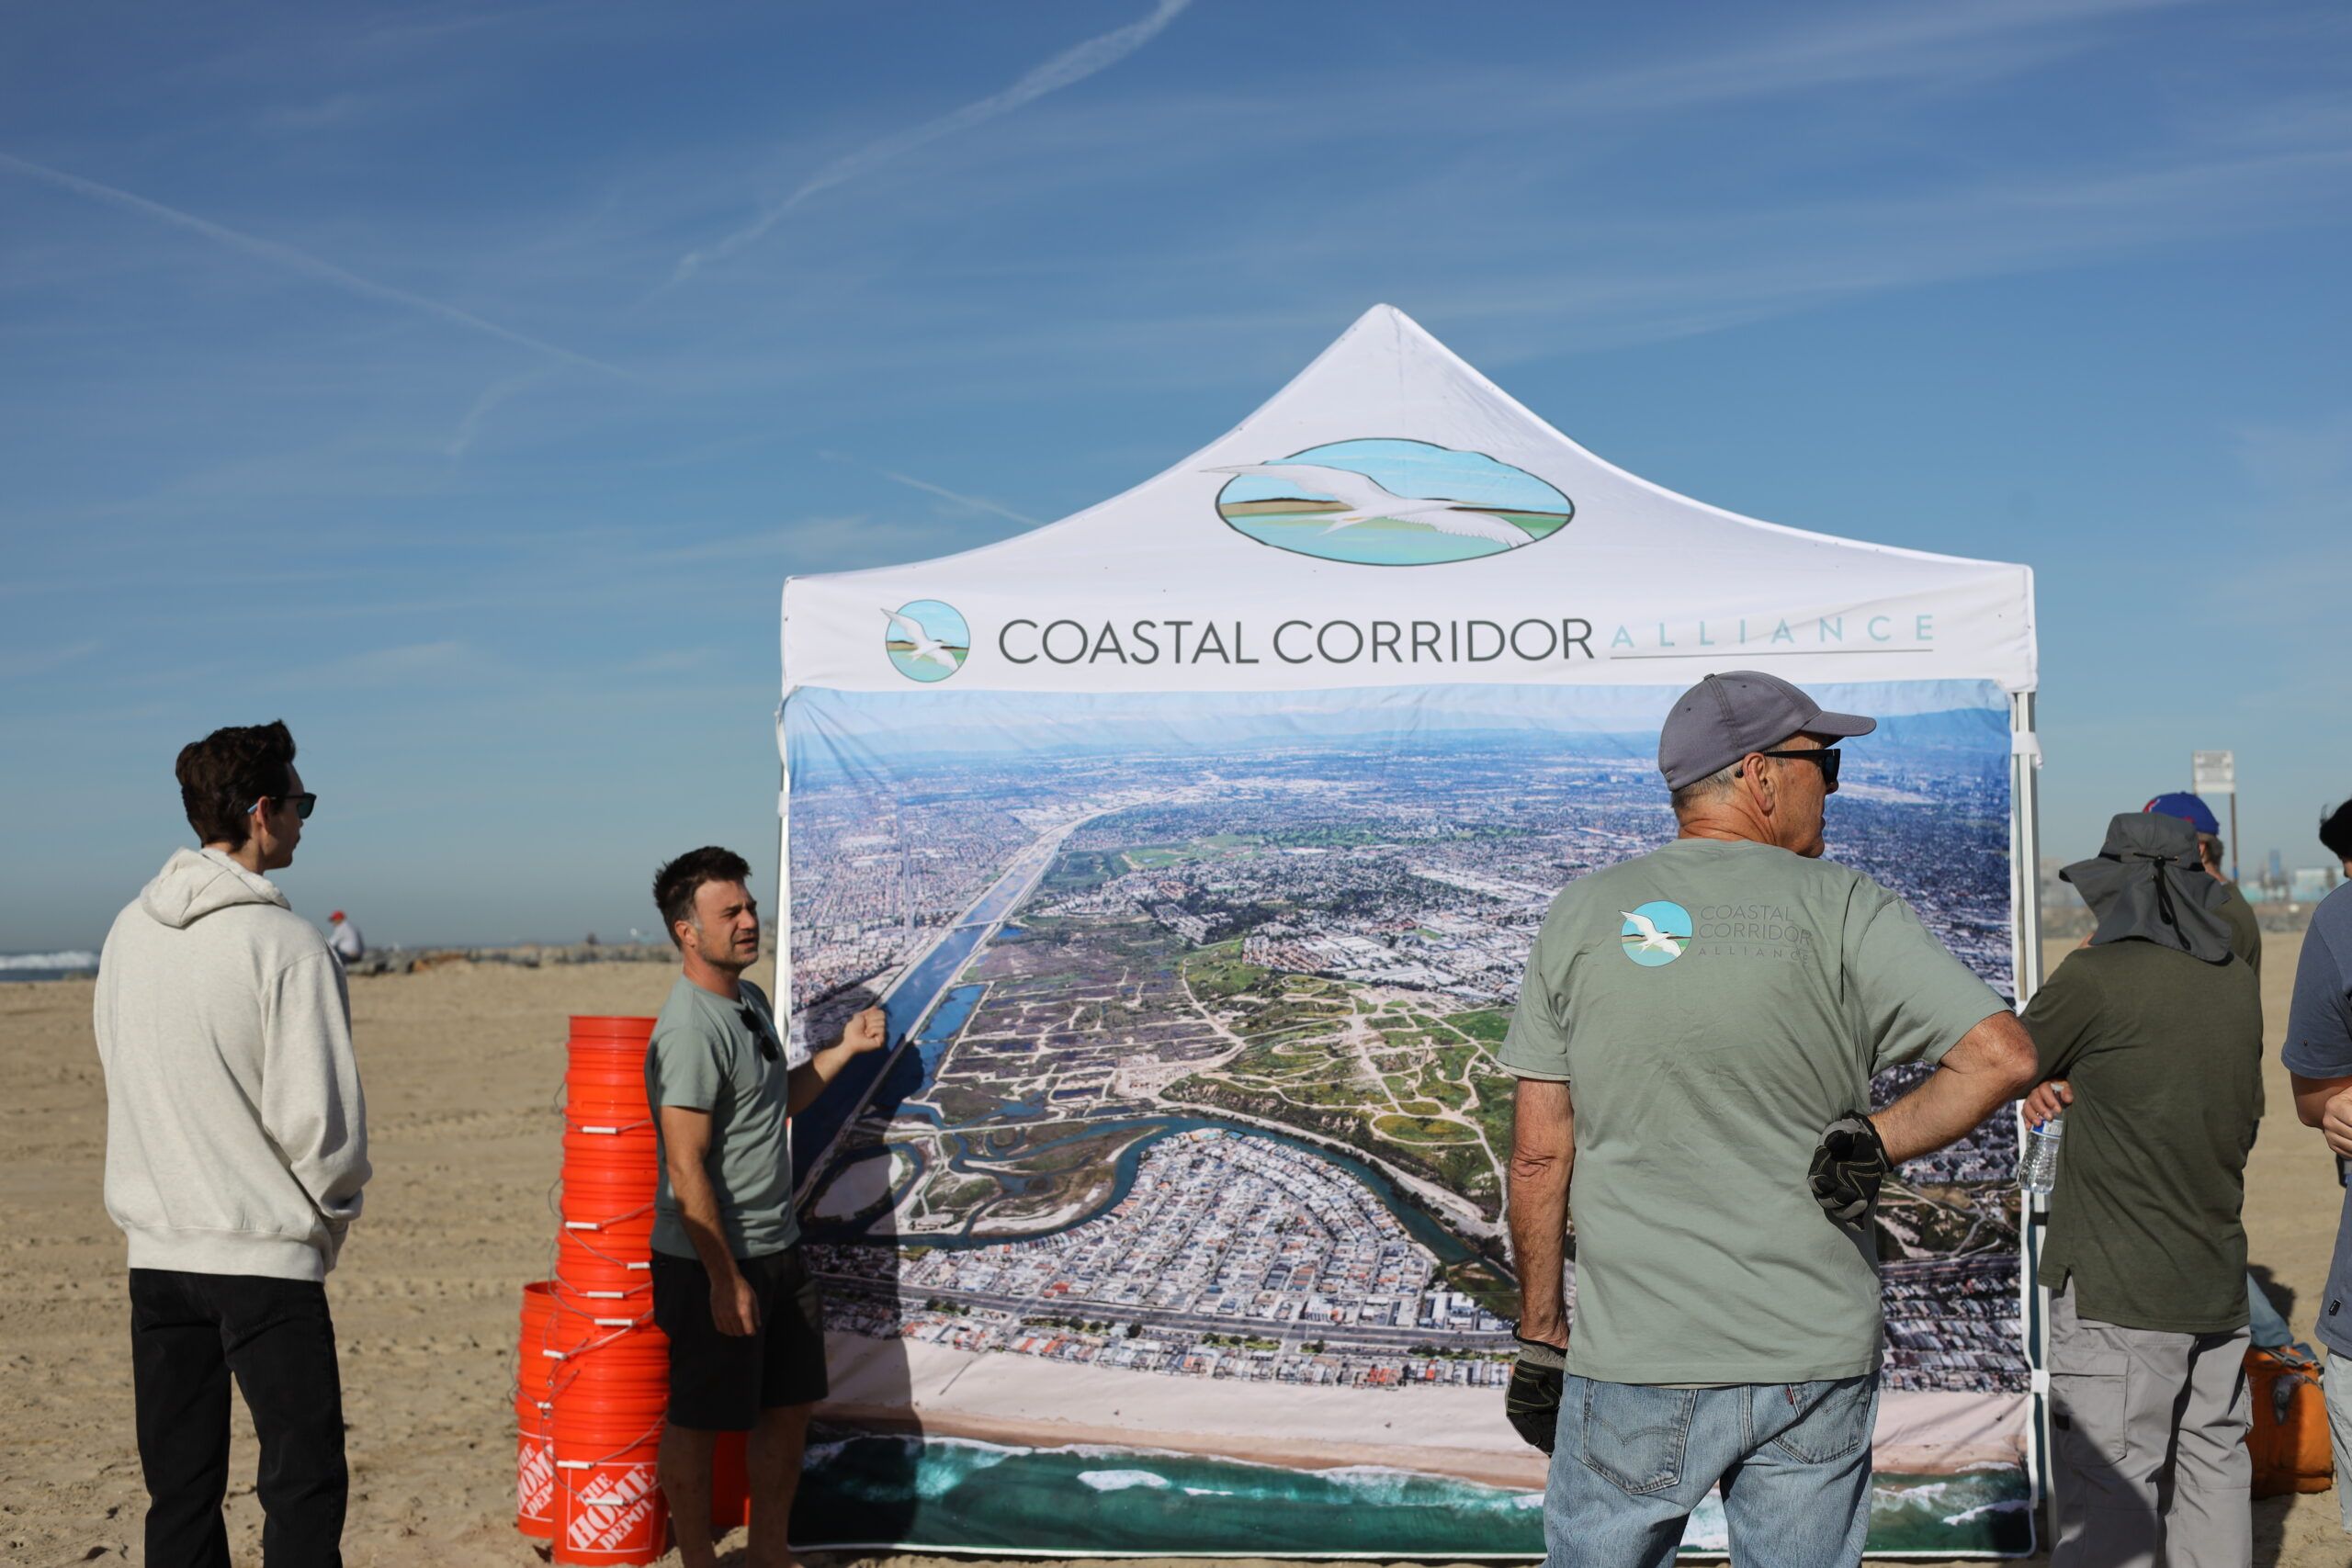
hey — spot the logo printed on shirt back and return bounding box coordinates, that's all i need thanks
[1620,900,1693,965]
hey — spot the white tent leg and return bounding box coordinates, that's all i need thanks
[2009,690,2052,1555]
[775,697,795,1040]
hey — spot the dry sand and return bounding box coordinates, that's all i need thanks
[0,935,2341,1566]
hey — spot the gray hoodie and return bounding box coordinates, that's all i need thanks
[93,848,370,1280]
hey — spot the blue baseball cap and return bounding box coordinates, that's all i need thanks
[2143,792,2221,837]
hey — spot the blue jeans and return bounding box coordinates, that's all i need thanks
[1543,1372,1879,1568]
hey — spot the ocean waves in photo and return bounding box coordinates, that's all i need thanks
[0,951,97,982]
[797,1434,2031,1555]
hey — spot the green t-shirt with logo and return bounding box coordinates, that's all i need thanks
[1499,837,2007,1384]
[646,976,799,1260]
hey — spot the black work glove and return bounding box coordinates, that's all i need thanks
[1505,1335,1567,1453]
[1808,1111,1889,1224]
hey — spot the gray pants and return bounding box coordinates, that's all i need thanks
[2048,1283,2250,1568]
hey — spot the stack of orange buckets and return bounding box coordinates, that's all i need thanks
[516,1014,749,1564]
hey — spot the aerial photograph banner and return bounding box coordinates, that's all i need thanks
[778,680,2029,1557]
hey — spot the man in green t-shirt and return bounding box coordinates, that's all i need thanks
[643,846,886,1568]
[1501,671,2036,1568]
[2018,811,2263,1568]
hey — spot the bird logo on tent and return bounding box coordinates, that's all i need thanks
[1619,901,1693,966]
[1206,438,1572,567]
[881,600,970,682]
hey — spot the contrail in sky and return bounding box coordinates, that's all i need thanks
[0,151,629,378]
[822,450,1045,527]
[669,0,1192,287]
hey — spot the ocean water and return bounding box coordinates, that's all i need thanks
[0,950,97,983]
[795,1435,2032,1556]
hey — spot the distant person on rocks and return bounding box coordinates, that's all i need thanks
[644,846,888,1568]
[326,909,364,965]
[2285,798,2352,1537]
[2143,792,2259,971]
[2018,811,2263,1568]
[92,718,369,1566]
[1499,671,2036,1568]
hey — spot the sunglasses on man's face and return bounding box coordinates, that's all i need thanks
[1754,747,1841,792]
[249,794,318,820]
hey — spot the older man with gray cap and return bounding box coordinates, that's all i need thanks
[1500,671,2038,1568]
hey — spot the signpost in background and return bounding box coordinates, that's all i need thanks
[2193,750,2238,882]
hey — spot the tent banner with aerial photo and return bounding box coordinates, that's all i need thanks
[775,307,2045,1557]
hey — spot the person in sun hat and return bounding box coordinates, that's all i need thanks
[2143,791,2259,972]
[2016,811,2262,1567]
[1498,671,2037,1568]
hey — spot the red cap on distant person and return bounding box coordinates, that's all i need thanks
[330,910,346,921]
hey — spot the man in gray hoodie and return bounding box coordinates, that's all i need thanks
[94,719,369,1568]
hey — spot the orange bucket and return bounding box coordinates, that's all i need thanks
[548,1316,669,1383]
[569,1015,656,1042]
[517,1390,558,1540]
[548,1318,670,1565]
[563,1122,658,1161]
[556,1230,653,1298]
[550,1394,670,1565]
[516,1282,562,1540]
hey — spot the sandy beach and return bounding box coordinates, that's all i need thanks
[1,933,2342,1566]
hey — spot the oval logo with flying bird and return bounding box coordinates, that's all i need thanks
[1207,437,1572,566]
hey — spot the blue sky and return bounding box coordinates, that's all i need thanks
[4,0,2347,948]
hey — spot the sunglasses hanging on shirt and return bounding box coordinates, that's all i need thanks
[737,1002,781,1063]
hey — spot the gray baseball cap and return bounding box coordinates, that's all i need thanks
[1657,671,1875,790]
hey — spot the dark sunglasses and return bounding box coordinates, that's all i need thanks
[249,793,318,820]
[1754,747,1841,791]
[737,1002,781,1063]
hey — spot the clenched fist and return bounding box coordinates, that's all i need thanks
[842,1007,888,1055]
[2324,1085,2352,1159]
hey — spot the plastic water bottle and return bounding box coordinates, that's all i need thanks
[2017,1113,2064,1195]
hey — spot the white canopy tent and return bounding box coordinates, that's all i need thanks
[780,297,2047,1024]
[775,305,2051,1556]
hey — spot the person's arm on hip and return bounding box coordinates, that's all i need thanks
[786,1006,888,1115]
[657,1104,758,1337]
[1872,1010,2039,1164]
[1507,1077,1577,1348]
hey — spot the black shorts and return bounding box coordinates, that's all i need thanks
[650,1246,830,1430]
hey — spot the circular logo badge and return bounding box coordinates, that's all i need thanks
[1619,900,1692,966]
[882,600,969,682]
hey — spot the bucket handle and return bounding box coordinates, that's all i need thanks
[559,1230,654,1274]
[550,1414,669,1487]
[564,1113,652,1135]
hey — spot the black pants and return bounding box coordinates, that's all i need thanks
[130,1269,346,1568]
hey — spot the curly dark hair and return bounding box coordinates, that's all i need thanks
[653,846,752,948]
[2323,800,2352,863]
[175,720,298,849]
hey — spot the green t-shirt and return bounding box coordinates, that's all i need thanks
[645,976,798,1260]
[2021,941,2263,1334]
[1499,837,2007,1384]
